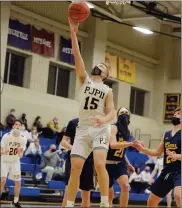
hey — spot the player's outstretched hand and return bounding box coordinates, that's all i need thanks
[68,17,79,33]
[127,163,135,173]
[92,116,106,126]
[166,149,178,162]
[133,140,145,151]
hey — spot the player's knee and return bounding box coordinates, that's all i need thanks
[174,192,181,202]
[71,162,82,173]
[121,183,130,192]
[94,161,105,172]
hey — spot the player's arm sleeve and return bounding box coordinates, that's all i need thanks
[104,89,116,123]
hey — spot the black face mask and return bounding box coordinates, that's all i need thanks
[145,169,149,172]
[91,66,102,76]
[118,114,130,125]
[91,66,108,81]
[171,117,181,126]
[51,149,56,152]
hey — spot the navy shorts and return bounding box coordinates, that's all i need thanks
[151,170,181,198]
[64,157,94,191]
[106,161,128,188]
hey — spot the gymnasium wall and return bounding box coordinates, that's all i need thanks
[1,2,180,142]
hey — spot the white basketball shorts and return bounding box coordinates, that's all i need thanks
[71,124,111,159]
[1,160,21,181]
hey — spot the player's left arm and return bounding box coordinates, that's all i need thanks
[104,90,116,123]
[166,149,182,161]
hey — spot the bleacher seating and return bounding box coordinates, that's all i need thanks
[6,179,25,187]
[9,187,40,196]
[48,180,65,190]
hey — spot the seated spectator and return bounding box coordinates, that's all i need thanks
[47,117,60,134]
[145,156,157,171]
[41,144,62,184]
[129,166,151,194]
[33,116,43,133]
[19,113,28,130]
[6,109,16,129]
[56,126,66,145]
[26,126,39,148]
[25,138,42,163]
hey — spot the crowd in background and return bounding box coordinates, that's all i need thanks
[0,108,159,194]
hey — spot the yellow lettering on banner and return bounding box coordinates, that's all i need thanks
[118,57,136,84]
[105,52,117,79]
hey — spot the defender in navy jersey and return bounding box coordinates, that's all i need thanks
[60,118,94,207]
[106,108,135,207]
[134,107,181,207]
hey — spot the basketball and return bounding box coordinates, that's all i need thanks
[68,2,90,23]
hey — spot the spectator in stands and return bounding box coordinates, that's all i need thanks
[41,144,62,184]
[19,113,28,130]
[21,124,30,139]
[47,117,60,135]
[6,109,16,129]
[25,138,42,165]
[129,167,150,193]
[56,126,67,145]
[26,126,39,148]
[33,116,43,133]
[145,156,157,171]
[140,165,151,194]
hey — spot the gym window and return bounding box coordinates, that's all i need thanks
[47,64,70,98]
[4,51,25,87]
[130,87,147,116]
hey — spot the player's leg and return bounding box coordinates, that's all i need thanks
[148,173,172,207]
[92,126,110,207]
[147,192,162,207]
[10,160,22,207]
[62,185,68,207]
[166,190,172,208]
[94,148,109,206]
[173,186,181,207]
[66,136,91,207]
[0,162,10,195]
[81,190,91,207]
[117,175,130,208]
[80,156,94,207]
[108,187,114,207]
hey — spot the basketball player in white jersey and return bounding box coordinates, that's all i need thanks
[149,156,172,208]
[0,120,27,208]
[66,18,116,207]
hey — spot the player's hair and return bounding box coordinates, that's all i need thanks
[13,119,22,125]
[174,107,181,113]
[100,63,109,76]
[117,107,131,116]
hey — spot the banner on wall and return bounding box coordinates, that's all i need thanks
[118,57,136,84]
[32,26,54,57]
[105,52,117,79]
[8,19,31,50]
[163,93,181,122]
[60,36,81,65]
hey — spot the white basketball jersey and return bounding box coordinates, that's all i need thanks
[1,132,27,162]
[77,76,111,126]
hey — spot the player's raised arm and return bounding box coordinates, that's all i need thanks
[104,90,116,123]
[69,18,87,84]
[134,139,164,157]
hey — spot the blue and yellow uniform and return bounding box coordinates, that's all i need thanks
[151,130,181,198]
[106,123,130,187]
[64,118,94,191]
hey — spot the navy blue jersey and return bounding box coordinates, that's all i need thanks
[107,123,130,162]
[163,130,181,172]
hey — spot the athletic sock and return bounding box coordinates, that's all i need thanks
[66,200,74,207]
[14,197,19,203]
[101,196,109,203]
